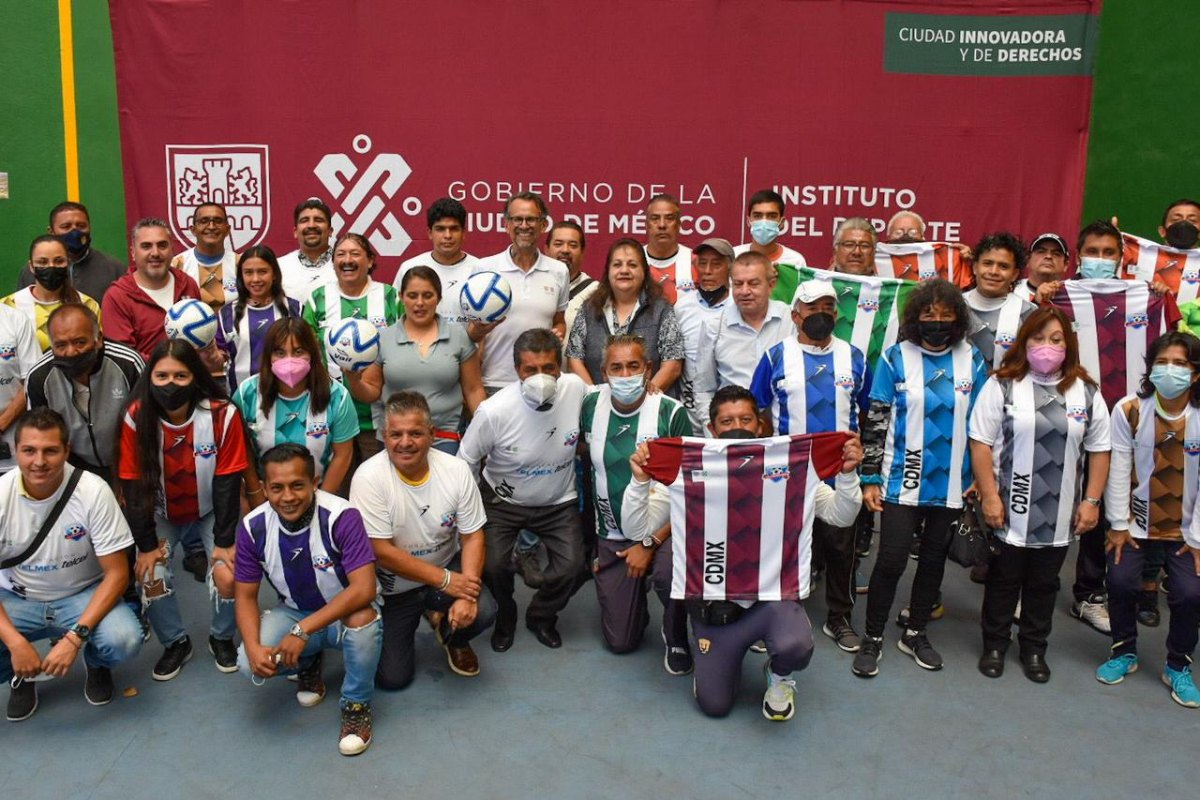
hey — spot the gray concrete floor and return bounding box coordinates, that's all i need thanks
[3,543,1197,800]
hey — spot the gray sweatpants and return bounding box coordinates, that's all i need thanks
[594,538,688,654]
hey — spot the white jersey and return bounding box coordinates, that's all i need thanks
[173,248,238,306]
[351,448,487,594]
[473,249,569,389]
[395,251,479,326]
[459,374,588,506]
[0,467,132,602]
[0,305,41,473]
[644,244,695,304]
[277,247,335,304]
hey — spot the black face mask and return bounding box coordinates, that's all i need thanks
[801,312,836,341]
[918,320,955,348]
[1166,221,1199,250]
[717,428,756,440]
[52,347,99,379]
[151,382,196,412]
[59,229,90,257]
[34,267,68,291]
[698,284,729,306]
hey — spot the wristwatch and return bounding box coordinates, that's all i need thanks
[1084,496,1102,506]
[68,624,90,643]
[641,535,662,550]
[288,623,310,642]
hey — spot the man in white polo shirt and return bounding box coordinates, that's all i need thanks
[351,390,495,688]
[472,192,568,392]
[460,328,588,651]
[0,408,141,721]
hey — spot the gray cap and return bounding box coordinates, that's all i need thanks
[694,237,735,261]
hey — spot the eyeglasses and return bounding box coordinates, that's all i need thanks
[507,216,544,227]
[836,241,873,252]
[32,259,70,268]
[891,229,921,239]
[194,216,228,227]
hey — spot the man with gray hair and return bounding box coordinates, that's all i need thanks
[831,218,878,276]
[99,218,202,361]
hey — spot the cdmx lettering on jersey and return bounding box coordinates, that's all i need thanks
[63,523,89,541]
[1010,472,1031,515]
[194,441,218,459]
[1125,313,1149,330]
[1131,495,1149,531]
[704,541,725,584]
[902,448,922,490]
[307,421,330,439]
[1066,406,1089,423]
[311,555,334,572]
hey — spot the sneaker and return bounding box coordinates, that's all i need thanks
[898,629,944,671]
[1095,653,1138,685]
[445,643,481,677]
[338,702,373,756]
[153,636,194,681]
[513,547,544,589]
[296,654,326,707]
[207,636,238,674]
[895,598,945,628]
[1163,664,1200,708]
[1071,595,1111,634]
[84,666,114,706]
[822,619,863,653]
[182,550,208,583]
[663,631,693,675]
[749,640,767,654]
[854,570,869,595]
[761,662,796,721]
[852,636,883,677]
[6,679,38,722]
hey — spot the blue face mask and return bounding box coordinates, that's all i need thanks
[1078,256,1118,280]
[609,372,647,404]
[1150,364,1194,399]
[750,219,782,247]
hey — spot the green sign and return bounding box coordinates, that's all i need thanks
[884,13,1099,76]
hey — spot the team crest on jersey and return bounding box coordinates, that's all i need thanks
[194,441,217,459]
[440,511,458,529]
[0,345,14,361]
[1184,269,1200,285]
[166,143,270,251]
[953,379,973,395]
[858,298,879,313]
[63,523,88,541]
[311,554,334,571]
[995,332,1016,350]
[763,464,790,482]
[563,429,580,447]
[1125,313,1149,329]
[677,280,696,293]
[835,374,855,389]
[307,421,330,439]
[1066,406,1089,422]
[1185,439,1200,456]
[369,315,388,329]
[636,433,659,445]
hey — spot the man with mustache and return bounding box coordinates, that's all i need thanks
[278,199,336,303]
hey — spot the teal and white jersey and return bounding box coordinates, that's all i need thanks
[233,377,359,478]
[581,387,692,540]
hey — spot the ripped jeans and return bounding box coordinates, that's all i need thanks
[236,604,382,707]
[144,514,237,646]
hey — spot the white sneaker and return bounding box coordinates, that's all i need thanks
[761,663,795,721]
[1071,596,1111,634]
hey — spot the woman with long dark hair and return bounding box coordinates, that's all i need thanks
[214,245,300,392]
[853,278,988,678]
[232,317,357,492]
[970,307,1110,682]
[4,235,101,351]
[116,339,248,680]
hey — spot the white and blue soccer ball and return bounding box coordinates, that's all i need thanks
[326,318,380,372]
[459,271,513,323]
[164,299,218,348]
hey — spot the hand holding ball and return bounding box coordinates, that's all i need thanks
[326,318,381,372]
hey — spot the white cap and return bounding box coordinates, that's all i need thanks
[792,279,837,305]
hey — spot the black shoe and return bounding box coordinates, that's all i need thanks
[526,621,562,649]
[978,649,1005,678]
[1021,653,1051,683]
[182,550,208,583]
[207,636,238,673]
[153,636,194,681]
[663,631,693,676]
[84,666,114,706]
[6,679,38,721]
[898,629,944,671]
[1137,591,1161,627]
[852,637,883,678]
[490,617,515,653]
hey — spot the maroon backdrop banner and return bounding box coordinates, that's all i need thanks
[111,0,1100,281]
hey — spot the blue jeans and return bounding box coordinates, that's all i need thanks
[0,585,143,682]
[144,514,237,646]
[236,604,382,707]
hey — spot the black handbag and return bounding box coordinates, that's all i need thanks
[947,494,998,569]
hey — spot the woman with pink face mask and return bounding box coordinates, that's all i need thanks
[968,307,1111,683]
[232,318,357,496]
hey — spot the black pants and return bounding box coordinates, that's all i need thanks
[593,538,686,654]
[481,485,583,628]
[1107,540,1200,670]
[864,502,957,638]
[812,518,855,624]
[1072,524,1108,601]
[980,541,1069,656]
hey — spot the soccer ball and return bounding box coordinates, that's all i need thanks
[164,299,218,348]
[459,271,513,323]
[326,318,380,372]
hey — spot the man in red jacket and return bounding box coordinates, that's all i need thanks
[100,218,202,361]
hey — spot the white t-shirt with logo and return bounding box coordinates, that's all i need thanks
[350,448,487,595]
[459,374,588,507]
[395,251,479,326]
[0,305,41,473]
[472,249,569,389]
[0,467,133,602]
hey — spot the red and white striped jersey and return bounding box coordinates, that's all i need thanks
[874,242,972,288]
[1121,233,1200,304]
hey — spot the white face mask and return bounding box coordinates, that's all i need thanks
[520,373,558,407]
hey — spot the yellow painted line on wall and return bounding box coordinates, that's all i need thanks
[58,0,80,200]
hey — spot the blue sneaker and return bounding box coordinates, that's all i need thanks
[1095,653,1138,685]
[1163,665,1200,708]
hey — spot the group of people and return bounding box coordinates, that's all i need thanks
[2,190,1200,756]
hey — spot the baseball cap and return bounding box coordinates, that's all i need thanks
[694,238,735,261]
[792,279,837,305]
[1030,232,1068,256]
